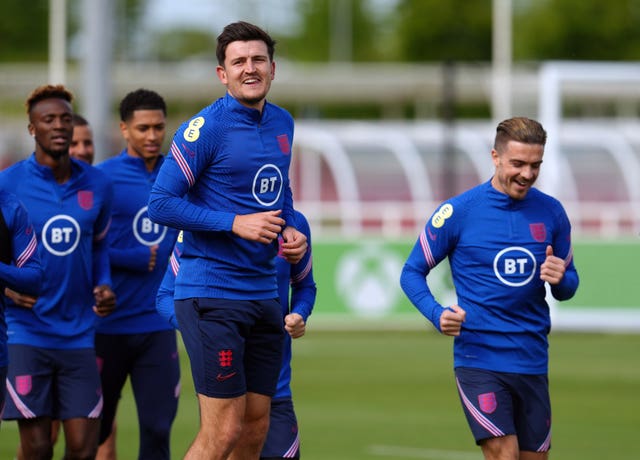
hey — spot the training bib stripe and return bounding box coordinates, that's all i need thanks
[456,377,505,437]
[419,230,437,268]
[171,142,195,187]
[537,430,552,452]
[88,396,103,419]
[169,251,180,276]
[5,380,36,418]
[283,434,300,458]
[291,254,312,283]
[563,246,574,267]
[94,217,111,242]
[16,233,37,268]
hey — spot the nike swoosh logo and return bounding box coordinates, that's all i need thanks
[216,372,237,382]
[427,227,437,241]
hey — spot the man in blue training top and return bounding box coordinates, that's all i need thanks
[0,84,116,459]
[148,21,308,460]
[95,88,179,460]
[0,191,42,425]
[401,116,579,460]
[157,208,316,460]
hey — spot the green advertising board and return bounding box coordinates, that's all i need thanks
[310,238,640,326]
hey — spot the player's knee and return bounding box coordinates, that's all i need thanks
[140,419,172,447]
[20,441,54,460]
[247,414,270,436]
[197,418,243,453]
[63,445,98,460]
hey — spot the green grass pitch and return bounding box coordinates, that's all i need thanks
[0,330,638,459]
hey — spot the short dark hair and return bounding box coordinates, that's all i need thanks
[25,84,73,116]
[119,88,166,122]
[72,113,89,127]
[216,21,276,66]
[494,117,547,153]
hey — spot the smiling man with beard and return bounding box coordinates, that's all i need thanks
[149,21,308,460]
[401,117,579,460]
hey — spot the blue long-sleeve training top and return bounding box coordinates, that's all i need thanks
[148,93,296,301]
[95,151,178,334]
[400,180,579,374]
[0,155,113,349]
[0,190,42,366]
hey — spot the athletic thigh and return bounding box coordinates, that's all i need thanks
[244,298,285,396]
[177,298,283,399]
[511,373,552,452]
[95,332,133,397]
[455,367,515,444]
[95,333,132,440]
[455,367,551,452]
[54,348,102,420]
[4,344,55,419]
[129,330,180,422]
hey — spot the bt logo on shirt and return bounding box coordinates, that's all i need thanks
[133,206,168,246]
[41,214,81,256]
[252,164,283,207]
[493,246,537,287]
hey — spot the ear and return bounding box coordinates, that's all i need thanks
[490,148,500,166]
[119,120,129,139]
[28,123,35,137]
[216,65,227,85]
[270,61,276,80]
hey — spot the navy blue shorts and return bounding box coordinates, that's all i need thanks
[176,298,284,398]
[455,367,552,452]
[3,345,102,420]
[260,398,300,459]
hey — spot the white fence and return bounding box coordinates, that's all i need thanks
[291,119,640,240]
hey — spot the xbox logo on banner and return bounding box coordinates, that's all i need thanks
[335,242,403,317]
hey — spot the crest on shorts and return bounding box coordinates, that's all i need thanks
[16,375,32,396]
[78,190,94,210]
[277,134,290,155]
[529,223,546,242]
[218,349,233,367]
[478,392,497,414]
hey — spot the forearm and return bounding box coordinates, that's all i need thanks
[0,263,42,295]
[400,265,445,331]
[148,189,235,232]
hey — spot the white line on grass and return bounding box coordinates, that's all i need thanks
[368,444,482,459]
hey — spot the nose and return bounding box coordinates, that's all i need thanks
[53,117,67,129]
[520,165,535,180]
[147,128,163,141]
[244,59,257,73]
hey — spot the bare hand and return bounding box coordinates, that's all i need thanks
[440,305,466,336]
[232,210,285,244]
[4,287,38,308]
[93,285,116,317]
[284,313,306,339]
[280,226,308,264]
[540,245,565,285]
[148,245,159,271]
